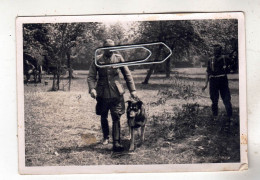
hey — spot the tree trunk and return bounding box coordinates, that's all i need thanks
[57,71,60,90]
[142,64,156,84]
[52,73,56,91]
[54,63,60,91]
[56,23,66,91]
[67,51,72,91]
[142,45,163,84]
[165,58,171,78]
[143,22,164,84]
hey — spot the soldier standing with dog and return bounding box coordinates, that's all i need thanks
[87,39,137,152]
[202,44,233,132]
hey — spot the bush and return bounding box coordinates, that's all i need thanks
[149,103,200,142]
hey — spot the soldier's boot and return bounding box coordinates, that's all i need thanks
[113,141,124,152]
[112,114,124,152]
[101,115,109,144]
[222,116,231,134]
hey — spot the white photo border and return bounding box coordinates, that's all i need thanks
[17,12,247,174]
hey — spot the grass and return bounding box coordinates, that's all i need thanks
[24,68,240,166]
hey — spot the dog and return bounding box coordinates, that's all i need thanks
[126,99,147,151]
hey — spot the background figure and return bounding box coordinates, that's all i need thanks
[87,39,137,152]
[202,44,233,132]
[24,60,35,83]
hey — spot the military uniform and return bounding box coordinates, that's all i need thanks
[87,53,136,146]
[206,55,232,117]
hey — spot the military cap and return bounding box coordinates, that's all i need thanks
[212,44,222,50]
[103,39,115,47]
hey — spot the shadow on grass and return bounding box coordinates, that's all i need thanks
[58,139,133,158]
[58,143,111,154]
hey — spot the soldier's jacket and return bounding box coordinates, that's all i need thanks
[87,53,136,98]
[207,55,231,76]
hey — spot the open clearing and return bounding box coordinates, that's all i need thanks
[24,68,240,166]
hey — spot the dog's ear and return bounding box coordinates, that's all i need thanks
[126,100,132,106]
[137,101,143,108]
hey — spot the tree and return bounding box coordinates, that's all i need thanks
[23,24,48,62]
[71,22,108,70]
[191,19,238,72]
[136,20,206,84]
[45,23,88,90]
[72,22,139,69]
[23,24,50,83]
[26,23,93,90]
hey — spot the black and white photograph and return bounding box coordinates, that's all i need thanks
[17,13,247,174]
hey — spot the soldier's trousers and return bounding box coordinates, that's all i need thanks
[101,113,121,142]
[96,96,125,143]
[209,76,232,117]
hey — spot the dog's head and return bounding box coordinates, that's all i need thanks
[126,100,143,119]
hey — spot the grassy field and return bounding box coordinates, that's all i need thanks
[24,68,240,166]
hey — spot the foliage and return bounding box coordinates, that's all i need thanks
[23,24,48,64]
[150,75,201,138]
[139,21,206,60]
[23,19,238,72]
[136,20,206,73]
[150,102,200,141]
[151,75,198,106]
[24,23,101,90]
[173,103,200,138]
[191,19,238,72]
[191,19,238,54]
[134,19,238,81]
[23,19,239,88]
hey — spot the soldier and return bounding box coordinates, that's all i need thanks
[87,39,137,152]
[202,44,233,132]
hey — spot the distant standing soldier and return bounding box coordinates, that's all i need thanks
[87,39,137,152]
[202,44,233,132]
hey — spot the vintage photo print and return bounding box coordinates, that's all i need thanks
[17,12,247,174]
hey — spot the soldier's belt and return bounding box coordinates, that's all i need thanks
[209,74,226,78]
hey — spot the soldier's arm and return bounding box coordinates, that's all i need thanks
[202,60,210,91]
[87,60,98,93]
[223,54,232,73]
[202,74,209,91]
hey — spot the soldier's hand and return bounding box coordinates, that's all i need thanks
[130,91,138,99]
[202,85,207,92]
[90,89,97,99]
